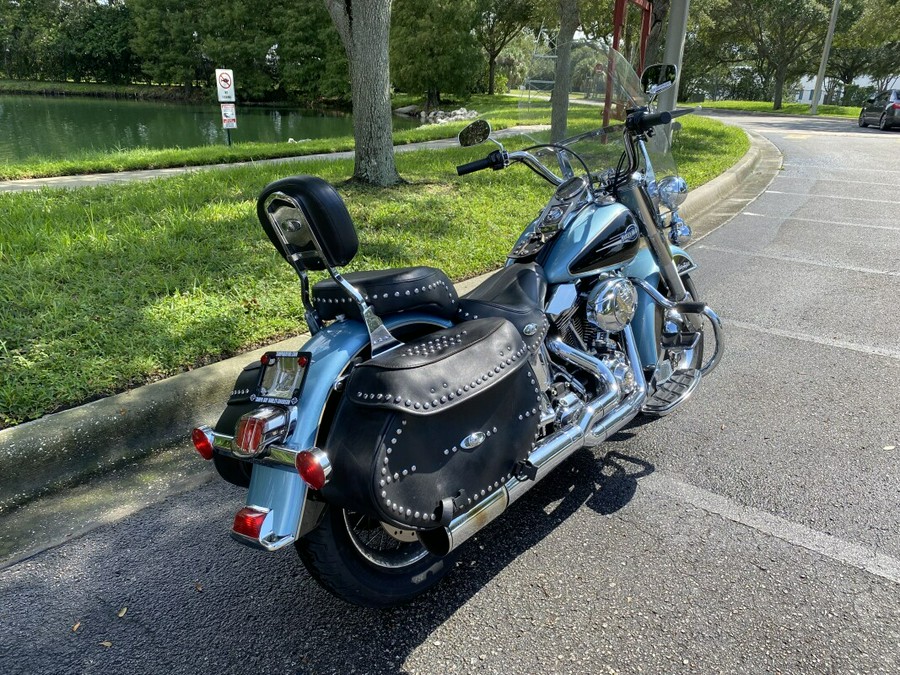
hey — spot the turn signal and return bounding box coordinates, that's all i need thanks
[295,449,332,490]
[191,427,214,460]
[232,507,268,539]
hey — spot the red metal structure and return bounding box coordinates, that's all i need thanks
[603,0,654,127]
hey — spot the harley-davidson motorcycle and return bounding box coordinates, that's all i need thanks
[190,44,723,607]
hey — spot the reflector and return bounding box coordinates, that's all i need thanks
[191,427,214,460]
[232,507,268,539]
[295,450,330,490]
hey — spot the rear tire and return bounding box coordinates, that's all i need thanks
[858,112,868,128]
[296,506,457,607]
[879,114,890,131]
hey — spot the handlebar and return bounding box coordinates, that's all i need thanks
[455,150,505,176]
[626,109,672,133]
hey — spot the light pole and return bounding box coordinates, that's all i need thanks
[658,0,691,113]
[810,0,841,114]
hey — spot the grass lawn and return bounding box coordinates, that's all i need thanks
[0,115,748,427]
[697,99,859,118]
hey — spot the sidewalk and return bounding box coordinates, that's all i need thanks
[0,126,545,193]
[0,122,782,513]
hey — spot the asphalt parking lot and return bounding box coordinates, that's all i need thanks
[1,114,898,674]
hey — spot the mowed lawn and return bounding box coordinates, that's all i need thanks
[0,115,748,426]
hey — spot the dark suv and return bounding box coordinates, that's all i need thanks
[859,90,900,130]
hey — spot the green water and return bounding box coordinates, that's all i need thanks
[0,95,421,163]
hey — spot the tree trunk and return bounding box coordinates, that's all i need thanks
[426,87,441,110]
[324,0,400,187]
[550,0,580,143]
[488,54,497,95]
[773,66,786,110]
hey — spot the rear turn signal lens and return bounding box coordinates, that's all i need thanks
[191,427,214,460]
[232,507,268,539]
[295,449,332,490]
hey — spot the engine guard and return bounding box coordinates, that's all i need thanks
[222,312,453,552]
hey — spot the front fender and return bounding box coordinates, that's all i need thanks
[623,244,696,369]
[242,313,454,549]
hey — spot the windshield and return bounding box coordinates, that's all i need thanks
[516,40,677,186]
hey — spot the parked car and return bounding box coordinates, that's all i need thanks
[858,90,900,130]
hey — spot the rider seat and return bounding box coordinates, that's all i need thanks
[312,267,459,321]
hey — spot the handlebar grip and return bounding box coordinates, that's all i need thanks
[456,157,494,176]
[639,110,672,131]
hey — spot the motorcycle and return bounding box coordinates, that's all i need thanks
[190,43,723,607]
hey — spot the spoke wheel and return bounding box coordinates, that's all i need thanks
[296,505,457,607]
[342,509,429,569]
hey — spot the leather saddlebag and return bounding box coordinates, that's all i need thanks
[321,318,542,530]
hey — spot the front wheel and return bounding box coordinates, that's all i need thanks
[858,112,868,128]
[295,506,457,607]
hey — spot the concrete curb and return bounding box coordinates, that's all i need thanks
[0,120,782,512]
[679,126,776,229]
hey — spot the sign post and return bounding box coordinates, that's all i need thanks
[215,69,236,146]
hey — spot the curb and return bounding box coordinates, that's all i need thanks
[0,120,782,512]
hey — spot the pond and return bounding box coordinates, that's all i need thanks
[0,95,422,163]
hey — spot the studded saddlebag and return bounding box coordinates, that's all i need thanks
[321,318,542,531]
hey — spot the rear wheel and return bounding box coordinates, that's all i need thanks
[858,112,868,128]
[879,114,890,131]
[296,505,456,607]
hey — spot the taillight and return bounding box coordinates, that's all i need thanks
[892,103,900,110]
[233,406,287,456]
[191,427,214,460]
[295,448,332,490]
[232,507,268,539]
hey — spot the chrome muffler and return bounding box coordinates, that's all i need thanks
[418,327,647,557]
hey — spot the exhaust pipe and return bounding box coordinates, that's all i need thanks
[418,328,647,557]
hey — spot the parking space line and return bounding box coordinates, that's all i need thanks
[696,244,900,277]
[726,319,900,360]
[739,212,900,232]
[771,174,898,187]
[766,190,898,204]
[782,163,900,174]
[645,473,900,586]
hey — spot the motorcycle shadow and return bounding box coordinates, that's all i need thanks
[345,446,656,668]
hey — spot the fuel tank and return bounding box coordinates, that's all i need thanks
[538,202,641,285]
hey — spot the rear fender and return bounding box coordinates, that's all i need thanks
[624,245,696,369]
[238,313,454,551]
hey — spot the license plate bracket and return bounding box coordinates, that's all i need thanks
[250,351,311,406]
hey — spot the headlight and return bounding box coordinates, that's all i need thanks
[658,176,688,210]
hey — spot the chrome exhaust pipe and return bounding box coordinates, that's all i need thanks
[418,328,647,557]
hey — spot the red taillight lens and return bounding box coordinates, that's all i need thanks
[893,102,900,110]
[232,507,268,539]
[295,449,331,490]
[191,427,214,460]
[235,416,265,454]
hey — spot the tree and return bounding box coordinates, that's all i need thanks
[324,0,400,186]
[474,0,534,95]
[731,0,829,109]
[391,0,482,108]
[275,0,350,102]
[551,0,579,141]
[130,0,208,92]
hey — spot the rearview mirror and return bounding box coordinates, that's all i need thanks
[641,64,677,96]
[458,120,492,147]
